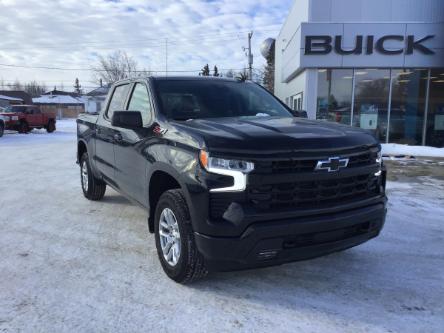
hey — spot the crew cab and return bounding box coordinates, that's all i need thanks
[1,105,56,133]
[77,76,387,283]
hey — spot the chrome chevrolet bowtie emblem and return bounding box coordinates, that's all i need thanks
[315,157,349,172]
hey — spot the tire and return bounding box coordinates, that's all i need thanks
[154,189,207,283]
[80,152,106,201]
[46,120,56,133]
[19,121,29,134]
[0,122,4,138]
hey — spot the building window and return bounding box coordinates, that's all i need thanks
[353,69,390,142]
[291,92,303,111]
[426,69,444,147]
[390,69,428,145]
[316,69,353,125]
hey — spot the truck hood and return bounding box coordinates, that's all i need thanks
[173,117,379,154]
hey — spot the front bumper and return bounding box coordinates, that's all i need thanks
[194,200,387,272]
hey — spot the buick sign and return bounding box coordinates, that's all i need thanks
[305,35,435,55]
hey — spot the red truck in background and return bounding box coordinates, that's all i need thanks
[0,105,56,135]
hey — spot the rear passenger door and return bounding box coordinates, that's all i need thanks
[113,81,154,205]
[95,83,131,185]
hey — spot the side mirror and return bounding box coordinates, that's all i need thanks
[291,110,308,118]
[111,111,143,129]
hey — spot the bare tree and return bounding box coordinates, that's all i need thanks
[11,79,23,91]
[224,69,235,78]
[92,50,150,85]
[24,81,47,97]
[235,69,249,81]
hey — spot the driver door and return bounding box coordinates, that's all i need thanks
[114,81,155,205]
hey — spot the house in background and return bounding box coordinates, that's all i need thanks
[0,90,33,107]
[33,94,85,118]
[42,89,82,99]
[84,85,110,114]
[0,94,23,108]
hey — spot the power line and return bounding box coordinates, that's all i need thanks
[0,28,280,51]
[0,63,246,73]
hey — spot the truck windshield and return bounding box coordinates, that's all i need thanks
[153,80,292,120]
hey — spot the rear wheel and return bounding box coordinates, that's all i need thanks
[80,152,106,201]
[0,122,4,137]
[19,121,29,134]
[154,189,207,283]
[46,120,56,133]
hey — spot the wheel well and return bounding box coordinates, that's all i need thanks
[77,141,87,162]
[148,171,181,233]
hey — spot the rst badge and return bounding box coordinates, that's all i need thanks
[315,157,349,172]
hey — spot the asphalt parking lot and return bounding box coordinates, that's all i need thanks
[0,121,443,333]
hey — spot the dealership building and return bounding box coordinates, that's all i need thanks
[274,0,444,147]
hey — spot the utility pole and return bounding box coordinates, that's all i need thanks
[247,31,253,80]
[165,38,168,77]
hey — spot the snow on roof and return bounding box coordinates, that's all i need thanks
[87,86,110,97]
[0,94,23,102]
[33,95,84,105]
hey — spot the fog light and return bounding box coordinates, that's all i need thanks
[257,250,279,261]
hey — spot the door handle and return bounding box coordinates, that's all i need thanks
[114,133,123,142]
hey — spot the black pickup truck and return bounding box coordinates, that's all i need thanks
[77,76,387,283]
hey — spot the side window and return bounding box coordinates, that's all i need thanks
[127,83,152,126]
[106,84,130,120]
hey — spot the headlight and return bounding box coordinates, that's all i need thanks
[199,150,254,192]
[376,151,382,165]
[375,151,382,176]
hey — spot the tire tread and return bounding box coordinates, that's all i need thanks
[156,189,208,283]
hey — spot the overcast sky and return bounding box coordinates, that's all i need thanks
[0,0,293,92]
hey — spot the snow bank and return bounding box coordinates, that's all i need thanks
[381,143,444,158]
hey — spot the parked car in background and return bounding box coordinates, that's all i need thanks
[77,76,387,283]
[0,114,5,137]
[0,105,56,133]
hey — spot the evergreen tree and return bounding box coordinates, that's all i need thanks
[200,64,210,76]
[74,78,82,94]
[213,66,220,77]
[263,41,275,93]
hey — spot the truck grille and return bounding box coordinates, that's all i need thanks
[209,148,381,220]
[253,150,378,174]
[248,173,380,211]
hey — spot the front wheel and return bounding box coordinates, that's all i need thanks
[154,189,207,283]
[80,153,106,201]
[0,122,4,137]
[46,120,56,133]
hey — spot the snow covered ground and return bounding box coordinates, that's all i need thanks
[382,143,444,158]
[1,119,443,332]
